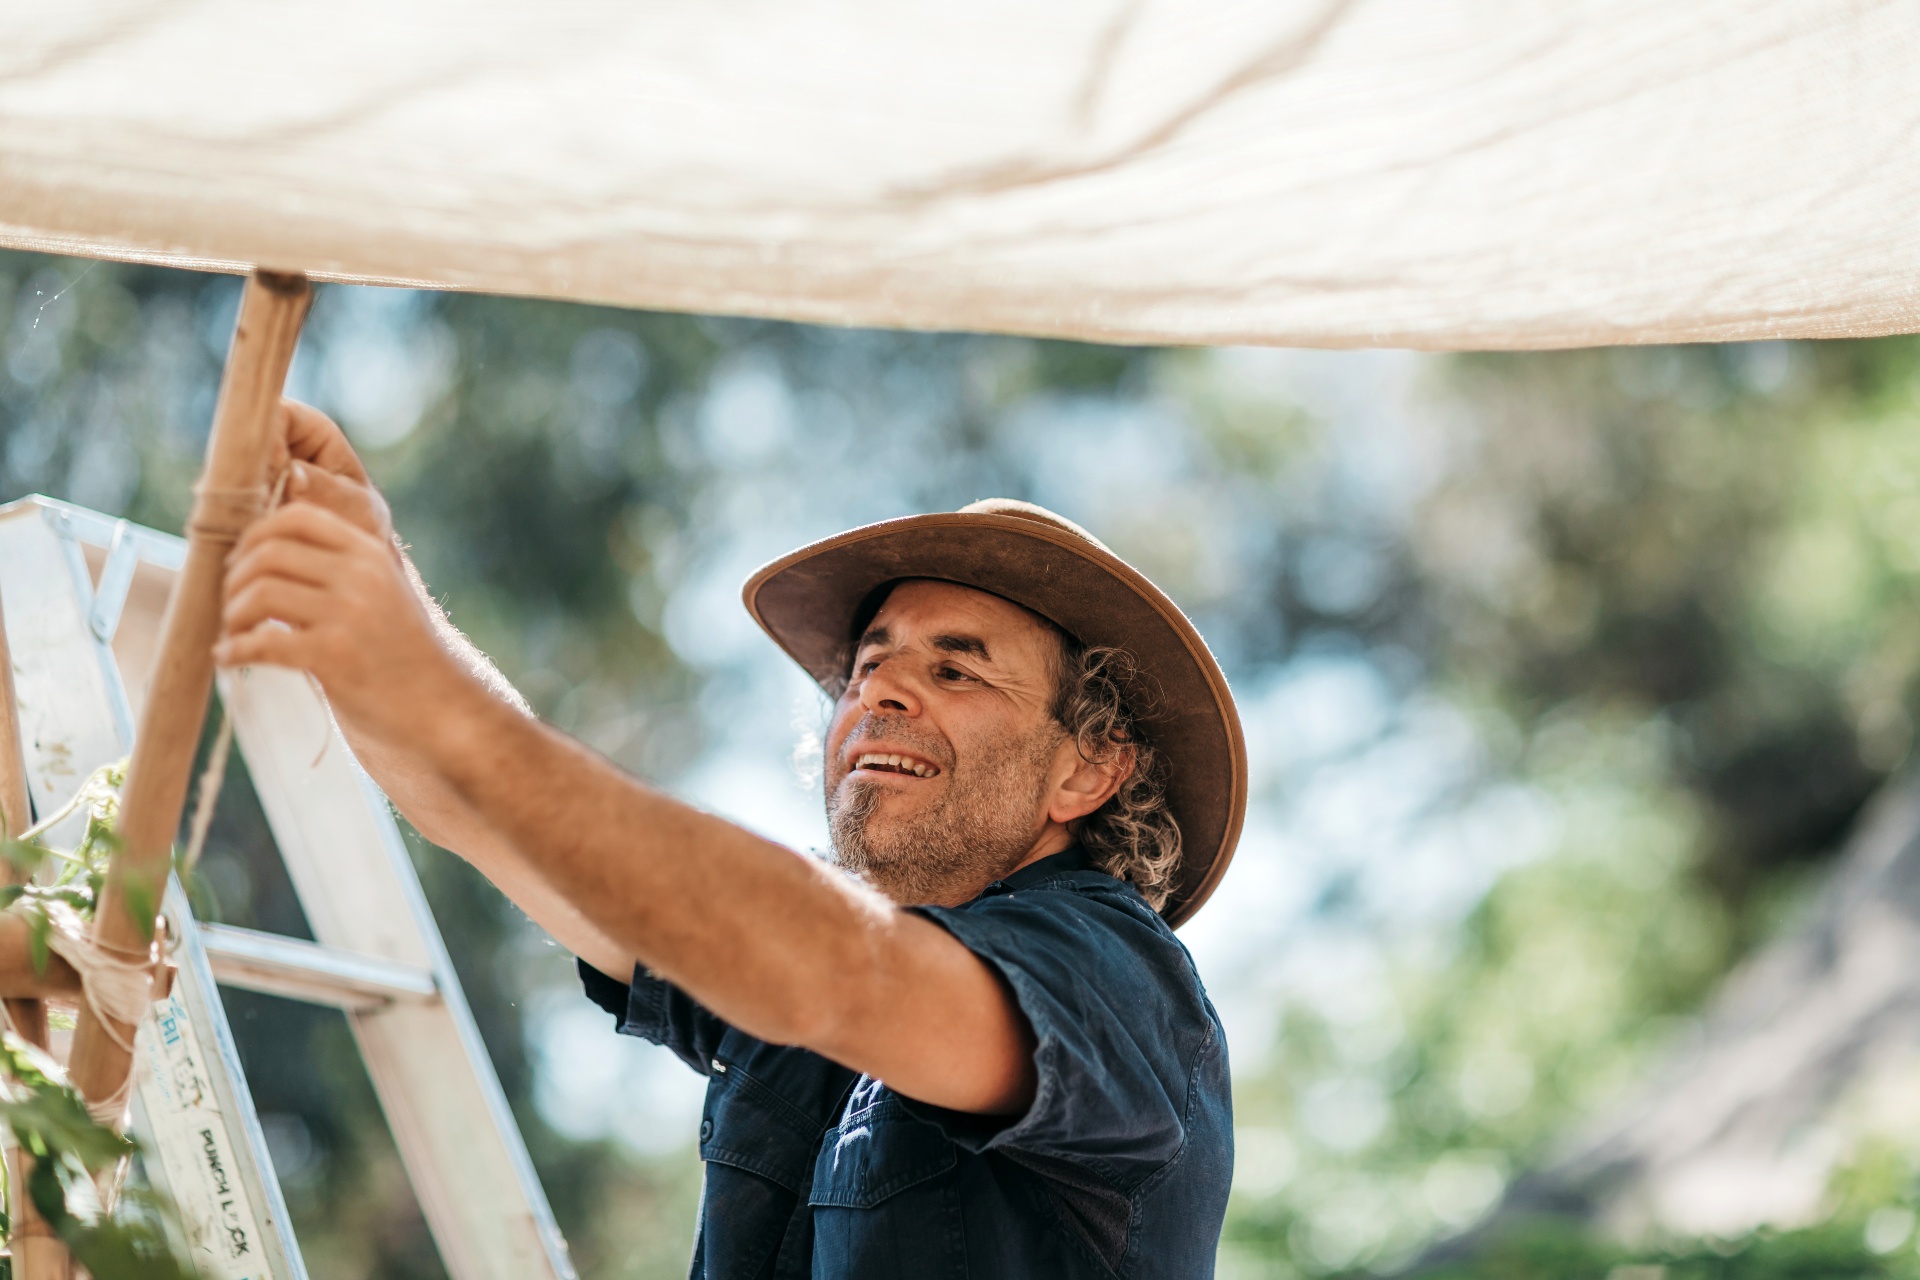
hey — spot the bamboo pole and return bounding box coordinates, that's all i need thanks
[0,595,65,1279]
[66,271,311,1123]
[0,927,82,1002]
[0,595,25,843]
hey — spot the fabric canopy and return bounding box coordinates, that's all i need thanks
[2,0,1915,350]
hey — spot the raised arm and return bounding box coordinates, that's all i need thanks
[218,404,1035,1115]
[256,404,633,976]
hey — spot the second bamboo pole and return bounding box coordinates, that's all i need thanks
[1,584,64,1279]
[66,270,311,1117]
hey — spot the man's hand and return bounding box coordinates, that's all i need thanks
[215,404,468,753]
[218,494,464,751]
[276,398,392,534]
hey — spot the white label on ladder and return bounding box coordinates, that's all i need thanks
[137,992,274,1280]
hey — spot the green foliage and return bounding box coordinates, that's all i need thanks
[1225,739,1733,1272]
[1424,343,1920,904]
[0,763,197,1278]
[0,1031,193,1280]
[0,762,122,965]
[1222,341,1920,1276]
[1415,1216,1920,1280]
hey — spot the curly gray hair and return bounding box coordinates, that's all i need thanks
[1051,643,1182,910]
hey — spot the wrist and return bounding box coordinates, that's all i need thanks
[411,657,511,781]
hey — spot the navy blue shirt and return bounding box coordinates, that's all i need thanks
[579,847,1233,1279]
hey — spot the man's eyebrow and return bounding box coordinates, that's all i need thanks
[931,633,991,661]
[852,627,990,662]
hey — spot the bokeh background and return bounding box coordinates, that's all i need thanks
[6,247,1920,1278]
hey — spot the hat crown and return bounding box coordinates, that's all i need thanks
[958,498,1113,554]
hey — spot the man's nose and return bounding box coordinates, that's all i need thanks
[860,657,923,716]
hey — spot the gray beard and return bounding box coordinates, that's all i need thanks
[826,714,1059,905]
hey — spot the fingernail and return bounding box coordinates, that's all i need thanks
[291,460,308,488]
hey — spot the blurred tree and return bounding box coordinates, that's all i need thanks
[1219,340,1920,1277]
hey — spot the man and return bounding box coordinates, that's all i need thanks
[218,401,1248,1278]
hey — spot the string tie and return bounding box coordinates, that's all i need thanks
[187,481,269,544]
[0,902,160,1127]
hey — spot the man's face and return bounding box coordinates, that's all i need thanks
[823,579,1070,905]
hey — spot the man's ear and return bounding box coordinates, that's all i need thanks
[1048,741,1134,825]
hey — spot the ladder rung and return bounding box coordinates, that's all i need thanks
[201,923,439,1012]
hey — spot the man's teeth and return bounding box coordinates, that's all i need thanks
[855,752,936,778]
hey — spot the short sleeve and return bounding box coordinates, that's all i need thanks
[576,957,730,1077]
[903,887,1217,1192]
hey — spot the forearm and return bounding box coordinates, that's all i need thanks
[421,683,893,1046]
[416,688,1031,1111]
[331,540,522,842]
[336,549,635,971]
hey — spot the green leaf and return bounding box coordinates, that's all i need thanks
[0,839,43,879]
[24,908,49,978]
[45,889,90,913]
[64,1219,197,1280]
[25,1156,65,1229]
[0,1091,136,1171]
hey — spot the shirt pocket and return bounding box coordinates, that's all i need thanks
[811,1098,956,1206]
[809,1098,966,1277]
[701,1062,823,1194]
[699,1065,828,1280]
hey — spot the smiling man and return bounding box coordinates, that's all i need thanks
[219,402,1247,1279]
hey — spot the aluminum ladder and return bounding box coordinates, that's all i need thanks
[0,493,574,1280]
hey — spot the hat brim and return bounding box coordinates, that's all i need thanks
[741,511,1246,927]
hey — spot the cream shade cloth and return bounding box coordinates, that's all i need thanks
[1,0,1915,350]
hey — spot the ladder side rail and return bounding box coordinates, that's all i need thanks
[137,880,311,1280]
[225,665,575,1280]
[353,766,577,1280]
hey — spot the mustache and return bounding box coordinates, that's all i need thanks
[834,713,953,772]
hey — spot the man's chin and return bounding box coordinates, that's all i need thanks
[834,815,916,864]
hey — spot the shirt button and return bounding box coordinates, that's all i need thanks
[699,1118,714,1143]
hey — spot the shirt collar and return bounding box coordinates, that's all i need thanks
[995,844,1093,892]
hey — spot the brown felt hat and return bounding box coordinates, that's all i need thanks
[741,499,1246,927]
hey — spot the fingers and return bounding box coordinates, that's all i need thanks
[223,504,389,662]
[223,574,336,638]
[231,499,369,565]
[280,399,371,482]
[226,533,344,593]
[215,621,313,670]
[285,460,394,540]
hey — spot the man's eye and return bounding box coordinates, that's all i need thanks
[936,666,973,682]
[857,660,880,676]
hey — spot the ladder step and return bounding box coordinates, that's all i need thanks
[201,924,439,1012]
